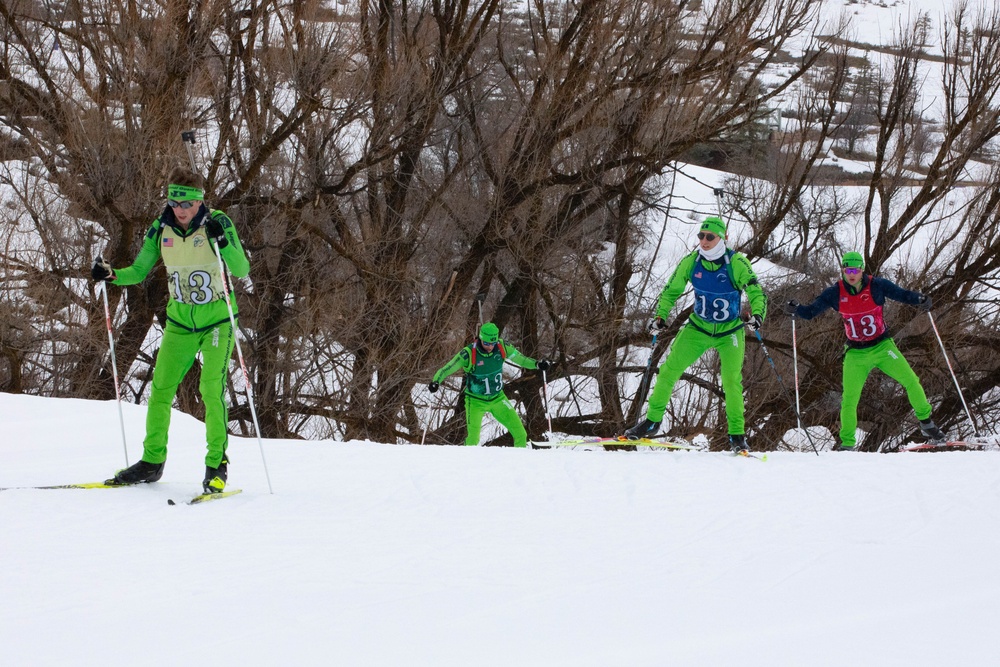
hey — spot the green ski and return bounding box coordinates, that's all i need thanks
[168,489,243,505]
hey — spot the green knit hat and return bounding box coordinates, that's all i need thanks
[700,216,726,237]
[479,322,500,343]
[841,252,865,269]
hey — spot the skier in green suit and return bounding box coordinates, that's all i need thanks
[91,167,250,492]
[782,251,945,451]
[625,216,767,453]
[429,322,550,448]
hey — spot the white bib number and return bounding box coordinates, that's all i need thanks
[170,270,216,305]
[695,294,734,322]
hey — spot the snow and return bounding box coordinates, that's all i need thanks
[3,392,1000,665]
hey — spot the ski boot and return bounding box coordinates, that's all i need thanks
[728,434,749,454]
[203,454,229,494]
[624,418,661,440]
[830,444,856,452]
[919,419,947,445]
[107,460,164,486]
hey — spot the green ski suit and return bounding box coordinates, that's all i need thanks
[112,206,250,467]
[645,249,767,435]
[433,340,539,448]
[789,275,932,449]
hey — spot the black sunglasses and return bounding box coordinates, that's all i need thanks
[167,200,198,209]
[697,232,717,241]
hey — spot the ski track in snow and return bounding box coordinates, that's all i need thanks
[2,394,1000,665]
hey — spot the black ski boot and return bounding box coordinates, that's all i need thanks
[203,454,229,494]
[830,444,856,452]
[107,460,164,486]
[625,418,661,440]
[729,434,749,454]
[919,419,947,444]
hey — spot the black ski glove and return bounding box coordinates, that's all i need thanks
[783,300,799,316]
[428,381,440,393]
[536,359,551,372]
[745,314,763,332]
[647,318,667,335]
[205,215,229,249]
[91,256,115,282]
[917,294,932,312]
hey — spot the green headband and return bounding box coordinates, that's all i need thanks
[167,184,205,202]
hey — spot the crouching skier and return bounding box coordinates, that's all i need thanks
[91,167,250,492]
[429,322,550,448]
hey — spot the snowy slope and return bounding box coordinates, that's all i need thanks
[2,393,1000,666]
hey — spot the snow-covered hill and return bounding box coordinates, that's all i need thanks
[2,393,999,665]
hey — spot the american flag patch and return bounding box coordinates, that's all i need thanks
[163,238,173,247]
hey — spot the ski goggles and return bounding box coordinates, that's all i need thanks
[167,200,199,209]
[166,184,204,202]
[843,267,862,276]
[697,232,717,241]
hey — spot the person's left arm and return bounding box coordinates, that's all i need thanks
[871,276,925,307]
[733,253,768,320]
[207,211,250,279]
[503,342,538,370]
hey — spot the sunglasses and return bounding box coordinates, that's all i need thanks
[843,267,862,276]
[167,200,199,209]
[697,232,717,241]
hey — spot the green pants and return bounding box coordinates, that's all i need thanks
[141,322,235,467]
[646,323,746,434]
[840,338,932,448]
[465,393,528,448]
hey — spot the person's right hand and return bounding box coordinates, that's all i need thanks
[428,381,440,393]
[782,300,799,316]
[647,318,667,335]
[91,257,115,282]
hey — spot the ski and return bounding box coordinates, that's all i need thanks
[0,482,128,491]
[167,489,243,506]
[541,436,703,451]
[734,450,768,461]
[903,441,984,453]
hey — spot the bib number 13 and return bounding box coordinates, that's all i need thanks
[846,314,878,339]
[695,294,733,321]
[171,270,215,305]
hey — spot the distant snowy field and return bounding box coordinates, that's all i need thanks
[3,393,1000,666]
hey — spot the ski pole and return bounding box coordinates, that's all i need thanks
[791,317,802,432]
[475,290,487,327]
[541,368,554,436]
[927,311,978,437]
[182,130,273,493]
[213,249,272,493]
[633,332,659,418]
[421,385,450,446]
[98,280,129,466]
[750,327,820,455]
